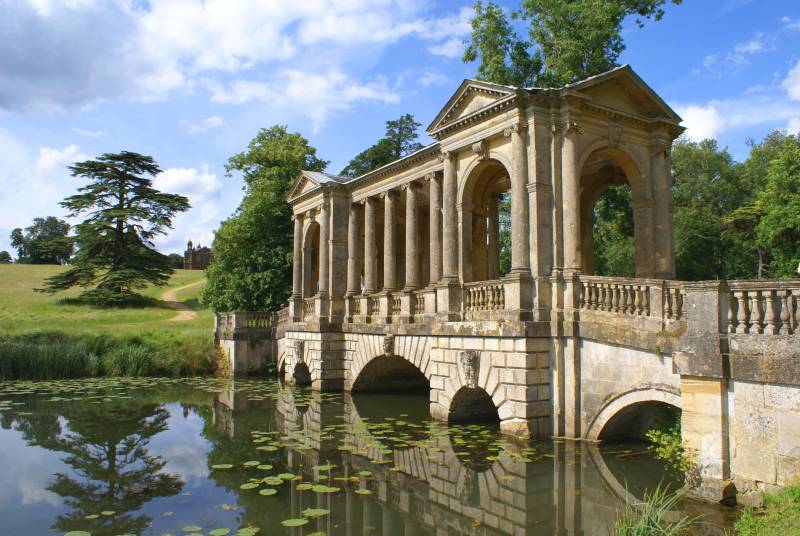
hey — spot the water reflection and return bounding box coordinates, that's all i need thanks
[0,378,733,535]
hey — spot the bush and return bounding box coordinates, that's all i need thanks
[614,484,697,536]
[0,330,220,379]
[646,407,693,474]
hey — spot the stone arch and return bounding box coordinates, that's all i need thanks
[440,350,507,426]
[457,155,514,282]
[448,386,500,422]
[576,139,656,277]
[348,334,433,391]
[585,386,682,441]
[302,220,320,297]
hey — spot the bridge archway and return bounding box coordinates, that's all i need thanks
[448,387,500,423]
[586,387,682,441]
[302,220,320,297]
[458,157,513,282]
[292,361,311,386]
[577,143,655,277]
[351,355,429,392]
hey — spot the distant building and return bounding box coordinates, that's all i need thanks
[184,240,212,270]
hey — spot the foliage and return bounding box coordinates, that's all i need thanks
[498,193,512,276]
[202,126,328,312]
[168,252,185,269]
[0,250,11,263]
[463,0,681,87]
[37,152,190,305]
[734,485,800,535]
[613,484,696,535]
[645,407,692,474]
[10,216,73,264]
[340,114,424,177]
[593,185,635,277]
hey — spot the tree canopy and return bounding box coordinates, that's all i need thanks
[463,0,682,87]
[0,251,11,263]
[10,216,73,264]
[340,114,424,177]
[37,152,190,304]
[202,125,328,312]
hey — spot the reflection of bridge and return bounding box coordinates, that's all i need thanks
[215,66,800,505]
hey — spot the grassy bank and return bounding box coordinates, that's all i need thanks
[734,485,800,535]
[0,265,219,379]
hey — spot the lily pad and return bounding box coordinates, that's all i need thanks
[258,488,278,496]
[280,518,309,527]
[311,485,340,493]
[242,460,261,467]
[211,464,234,470]
[64,532,92,536]
[296,483,313,491]
[182,526,203,533]
[302,508,330,518]
[256,464,273,471]
[263,477,284,486]
[239,482,259,490]
[100,511,115,516]
[355,488,373,495]
[209,530,231,536]
[277,472,295,480]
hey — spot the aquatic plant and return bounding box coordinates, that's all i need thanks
[613,484,697,536]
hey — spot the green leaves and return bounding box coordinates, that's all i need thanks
[340,115,423,178]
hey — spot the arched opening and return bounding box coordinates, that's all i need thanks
[448,387,500,423]
[460,159,512,282]
[351,356,429,393]
[579,147,649,277]
[598,401,680,442]
[302,221,320,297]
[278,361,286,383]
[292,362,311,386]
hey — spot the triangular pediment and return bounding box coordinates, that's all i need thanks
[286,172,321,202]
[567,65,682,122]
[427,79,518,134]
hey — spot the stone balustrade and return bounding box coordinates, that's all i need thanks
[303,298,316,320]
[580,276,653,318]
[463,280,505,320]
[727,280,799,335]
[277,307,290,326]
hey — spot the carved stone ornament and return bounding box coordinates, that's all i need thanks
[293,340,305,363]
[565,120,584,135]
[472,140,487,160]
[459,350,480,389]
[437,150,450,163]
[650,139,669,156]
[608,123,623,147]
[383,334,394,357]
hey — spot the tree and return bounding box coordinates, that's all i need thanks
[202,126,328,312]
[0,250,11,263]
[592,185,636,277]
[10,216,73,264]
[37,152,190,304]
[340,114,424,177]
[463,0,681,87]
[168,253,185,269]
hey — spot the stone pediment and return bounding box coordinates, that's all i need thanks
[427,79,518,135]
[567,65,682,122]
[286,173,321,201]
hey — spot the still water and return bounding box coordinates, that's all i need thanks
[0,377,731,535]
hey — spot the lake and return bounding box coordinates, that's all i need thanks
[0,377,734,535]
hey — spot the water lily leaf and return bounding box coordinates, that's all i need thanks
[357,471,372,477]
[312,464,334,471]
[100,510,115,516]
[84,514,99,520]
[311,485,340,493]
[355,489,373,495]
[181,526,203,533]
[263,477,283,486]
[239,482,259,490]
[296,483,313,491]
[258,488,277,496]
[209,529,231,536]
[64,532,92,536]
[281,519,309,527]
[211,464,234,470]
[277,472,295,480]
[236,529,260,536]
[242,460,261,467]
[302,508,330,518]
[256,464,273,471]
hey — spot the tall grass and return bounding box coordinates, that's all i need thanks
[614,484,698,536]
[735,485,800,535]
[0,331,220,379]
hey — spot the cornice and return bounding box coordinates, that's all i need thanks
[429,94,518,140]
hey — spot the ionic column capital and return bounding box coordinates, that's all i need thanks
[380,189,398,200]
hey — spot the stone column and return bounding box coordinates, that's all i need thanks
[487,195,500,279]
[441,150,458,282]
[651,138,676,278]
[631,199,656,278]
[346,202,360,296]
[505,123,531,274]
[319,198,330,297]
[562,120,583,271]
[403,182,420,291]
[382,190,398,292]
[428,173,442,285]
[292,214,303,298]
[363,197,377,295]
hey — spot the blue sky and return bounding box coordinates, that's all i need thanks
[1,0,799,256]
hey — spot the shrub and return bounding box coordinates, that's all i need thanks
[614,484,697,536]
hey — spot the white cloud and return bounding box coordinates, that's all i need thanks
[788,117,800,135]
[728,33,770,65]
[154,165,222,199]
[428,37,465,58]
[0,0,470,113]
[418,70,448,87]
[206,68,399,130]
[781,16,800,32]
[73,128,108,138]
[34,144,87,174]
[783,60,800,101]
[179,115,225,134]
[674,104,727,141]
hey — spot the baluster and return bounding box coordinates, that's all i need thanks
[611,284,619,313]
[750,291,763,334]
[590,284,597,310]
[604,284,612,311]
[625,286,635,315]
[728,293,736,334]
[665,288,673,320]
[779,290,791,335]
[580,284,586,309]
[634,286,642,315]
[675,290,684,320]
[734,290,749,333]
[763,290,777,335]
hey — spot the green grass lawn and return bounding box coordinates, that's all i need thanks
[0,265,219,379]
[0,264,212,336]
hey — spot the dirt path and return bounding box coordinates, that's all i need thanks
[160,279,205,322]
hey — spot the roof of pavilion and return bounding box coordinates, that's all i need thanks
[287,65,683,205]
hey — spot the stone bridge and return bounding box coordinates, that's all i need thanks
[215,66,800,505]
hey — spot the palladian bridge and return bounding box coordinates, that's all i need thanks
[215,66,800,505]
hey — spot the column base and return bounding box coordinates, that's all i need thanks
[502,271,534,321]
[435,281,461,321]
